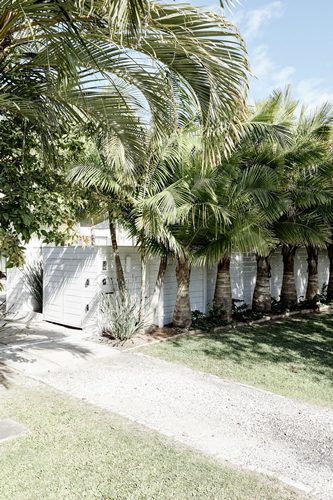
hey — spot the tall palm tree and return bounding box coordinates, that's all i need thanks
[69,127,190,328]
[275,104,333,308]
[0,0,248,158]
[195,164,279,321]
[249,100,333,311]
[198,91,293,319]
[68,133,138,291]
[161,91,293,325]
[2,0,249,263]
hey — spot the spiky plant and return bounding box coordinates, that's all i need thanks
[21,259,43,312]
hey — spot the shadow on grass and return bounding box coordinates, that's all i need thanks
[0,318,92,388]
[168,315,333,378]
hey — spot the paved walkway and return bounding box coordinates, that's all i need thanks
[1,315,332,499]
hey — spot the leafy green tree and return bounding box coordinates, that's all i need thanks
[0,114,88,266]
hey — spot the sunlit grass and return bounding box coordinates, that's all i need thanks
[0,382,300,500]
[143,314,333,407]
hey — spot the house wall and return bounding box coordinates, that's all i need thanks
[0,255,6,273]
[42,246,150,329]
[78,221,135,246]
[6,245,42,314]
[6,245,331,328]
[207,249,329,309]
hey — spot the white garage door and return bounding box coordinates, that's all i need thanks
[43,247,98,328]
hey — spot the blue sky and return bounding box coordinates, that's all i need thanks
[191,0,333,108]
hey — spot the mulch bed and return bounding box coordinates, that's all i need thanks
[99,325,183,350]
[97,303,333,351]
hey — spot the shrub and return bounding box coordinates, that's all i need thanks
[21,259,43,312]
[98,289,144,342]
[191,305,228,331]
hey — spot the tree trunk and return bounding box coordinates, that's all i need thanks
[213,256,232,322]
[306,245,319,301]
[252,254,271,313]
[108,216,126,291]
[327,244,333,302]
[139,253,147,329]
[172,256,192,329]
[280,244,297,309]
[150,256,168,324]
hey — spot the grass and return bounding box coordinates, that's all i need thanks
[142,314,333,407]
[0,382,301,500]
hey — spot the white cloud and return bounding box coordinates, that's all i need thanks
[272,66,295,84]
[251,45,274,78]
[249,45,295,102]
[244,1,284,41]
[251,45,294,82]
[295,78,333,109]
[227,1,332,108]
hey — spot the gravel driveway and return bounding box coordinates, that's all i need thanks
[1,317,332,499]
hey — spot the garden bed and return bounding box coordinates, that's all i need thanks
[109,303,333,351]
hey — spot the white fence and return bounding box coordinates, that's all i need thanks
[6,246,330,328]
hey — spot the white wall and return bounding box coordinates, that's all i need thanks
[42,246,163,329]
[0,255,6,273]
[6,246,42,314]
[78,221,135,246]
[207,249,329,308]
[6,246,331,328]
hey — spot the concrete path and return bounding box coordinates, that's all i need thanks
[1,316,333,499]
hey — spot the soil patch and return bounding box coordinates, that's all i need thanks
[100,326,182,350]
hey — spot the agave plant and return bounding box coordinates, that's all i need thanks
[98,289,144,341]
[21,259,43,312]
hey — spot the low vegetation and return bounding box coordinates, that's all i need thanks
[21,259,43,313]
[98,289,144,341]
[0,382,300,500]
[143,314,333,407]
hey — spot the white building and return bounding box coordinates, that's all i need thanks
[5,221,331,329]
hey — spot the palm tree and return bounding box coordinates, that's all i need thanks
[161,91,294,324]
[276,105,333,308]
[127,126,225,329]
[2,1,249,264]
[195,164,279,321]
[0,1,248,157]
[249,100,333,311]
[68,133,138,291]
[198,91,293,319]
[69,127,190,328]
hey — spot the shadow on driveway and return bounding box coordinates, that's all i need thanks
[0,315,92,388]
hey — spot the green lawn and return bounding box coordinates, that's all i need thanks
[0,382,300,500]
[142,314,333,407]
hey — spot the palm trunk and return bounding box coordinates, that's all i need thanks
[327,243,333,302]
[139,253,147,329]
[151,256,168,323]
[213,256,232,322]
[280,244,297,309]
[306,245,319,301]
[108,215,126,292]
[172,256,192,329]
[252,254,271,313]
